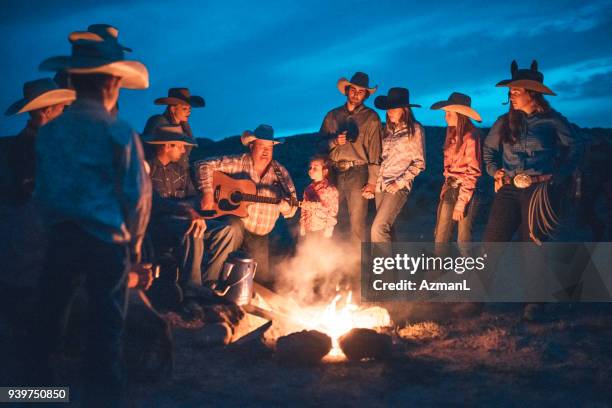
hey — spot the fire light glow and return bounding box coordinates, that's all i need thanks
[298,291,392,358]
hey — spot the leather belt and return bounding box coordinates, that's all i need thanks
[333,160,367,172]
[502,174,552,189]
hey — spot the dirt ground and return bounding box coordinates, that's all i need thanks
[127,303,612,407]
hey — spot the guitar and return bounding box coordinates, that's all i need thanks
[201,171,300,219]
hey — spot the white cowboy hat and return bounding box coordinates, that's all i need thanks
[5,78,75,116]
[240,124,283,146]
[39,29,148,90]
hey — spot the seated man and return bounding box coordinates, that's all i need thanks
[195,124,298,287]
[144,125,206,310]
[145,124,235,313]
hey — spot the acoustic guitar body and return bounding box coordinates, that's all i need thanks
[210,171,257,218]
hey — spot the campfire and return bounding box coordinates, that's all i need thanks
[249,284,392,361]
[297,290,391,358]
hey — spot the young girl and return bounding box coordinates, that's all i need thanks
[300,156,339,239]
[371,87,425,243]
[431,92,482,243]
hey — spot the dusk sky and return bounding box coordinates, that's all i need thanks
[1,0,611,139]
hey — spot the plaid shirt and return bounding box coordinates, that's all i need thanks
[377,123,426,192]
[195,153,297,235]
[148,158,197,217]
[300,178,339,235]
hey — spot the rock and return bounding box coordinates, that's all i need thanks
[339,328,392,361]
[192,322,233,347]
[276,330,332,365]
[203,304,245,326]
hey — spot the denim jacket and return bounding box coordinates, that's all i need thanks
[483,109,582,182]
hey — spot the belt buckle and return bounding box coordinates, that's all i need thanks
[513,173,532,189]
[335,161,352,172]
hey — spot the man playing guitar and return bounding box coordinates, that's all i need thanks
[195,124,297,287]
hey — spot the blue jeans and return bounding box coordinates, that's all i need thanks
[336,165,369,243]
[30,222,129,407]
[203,216,271,286]
[371,189,409,243]
[434,186,478,243]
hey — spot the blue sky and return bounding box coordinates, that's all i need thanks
[1,0,611,139]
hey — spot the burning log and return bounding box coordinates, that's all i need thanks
[276,330,332,365]
[339,328,392,361]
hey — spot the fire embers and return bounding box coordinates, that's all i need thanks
[276,330,332,365]
[338,328,392,361]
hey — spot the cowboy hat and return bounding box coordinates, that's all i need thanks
[374,87,421,110]
[5,78,76,116]
[154,88,205,107]
[39,29,148,90]
[68,24,133,53]
[337,72,377,95]
[240,124,283,146]
[496,60,556,96]
[430,92,482,122]
[143,124,198,146]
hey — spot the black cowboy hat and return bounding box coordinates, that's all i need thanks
[374,87,421,110]
[337,72,378,95]
[496,60,556,96]
[430,92,482,122]
[143,124,198,146]
[154,88,205,107]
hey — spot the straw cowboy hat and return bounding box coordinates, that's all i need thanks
[496,60,556,96]
[240,124,283,146]
[143,124,198,146]
[154,88,205,108]
[430,92,482,122]
[39,27,148,90]
[5,78,76,116]
[374,87,421,110]
[337,72,378,95]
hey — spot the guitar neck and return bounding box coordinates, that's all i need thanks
[241,193,300,207]
[241,193,281,205]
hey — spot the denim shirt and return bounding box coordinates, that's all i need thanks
[483,110,582,181]
[34,98,151,254]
